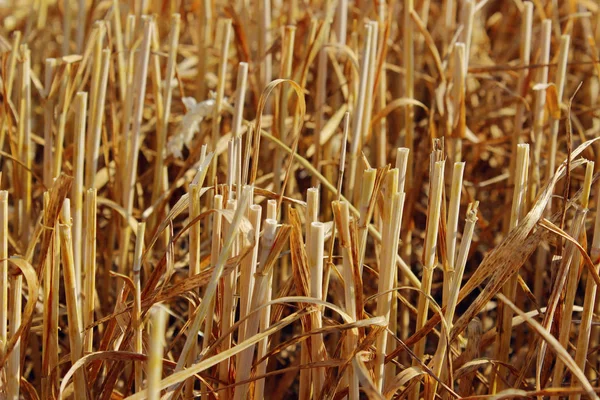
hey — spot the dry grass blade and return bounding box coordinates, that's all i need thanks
[496,293,598,399]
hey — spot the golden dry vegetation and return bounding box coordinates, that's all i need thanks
[0,0,600,399]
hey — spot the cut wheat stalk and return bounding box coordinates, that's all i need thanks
[0,191,7,356]
[258,0,272,91]
[17,45,31,243]
[374,168,404,390]
[120,17,153,276]
[59,199,87,398]
[334,0,347,44]
[254,217,279,400]
[195,0,212,99]
[572,165,600,400]
[273,25,296,196]
[84,21,105,188]
[110,0,125,100]
[51,61,71,187]
[359,19,379,179]
[72,91,87,308]
[233,202,261,399]
[547,34,571,189]
[148,305,168,400]
[210,19,232,184]
[333,200,359,399]
[550,161,594,397]
[403,0,415,191]
[43,58,56,188]
[185,183,201,397]
[411,159,445,400]
[493,143,529,392]
[345,23,373,201]
[376,2,387,168]
[149,14,180,241]
[309,220,326,397]
[232,62,249,196]
[442,162,465,308]
[75,0,86,52]
[531,19,552,203]
[41,192,59,399]
[82,188,96,353]
[84,47,110,190]
[431,201,479,395]
[537,204,589,391]
[459,0,475,69]
[217,197,239,399]
[132,221,146,393]
[356,168,377,274]
[451,43,466,162]
[62,0,71,55]
[201,193,223,400]
[7,268,22,400]
[313,48,327,186]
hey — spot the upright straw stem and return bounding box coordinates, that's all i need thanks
[72,92,87,308]
[148,305,168,400]
[0,191,7,356]
[120,18,153,275]
[43,58,56,188]
[551,162,594,397]
[59,199,87,398]
[442,162,465,308]
[411,160,445,400]
[7,271,22,400]
[493,143,529,392]
[201,194,223,400]
[531,19,552,202]
[273,25,296,195]
[346,24,373,200]
[404,0,415,189]
[254,218,278,400]
[133,222,146,393]
[573,165,600,400]
[210,19,232,184]
[82,188,97,352]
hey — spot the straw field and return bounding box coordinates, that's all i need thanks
[0,0,600,399]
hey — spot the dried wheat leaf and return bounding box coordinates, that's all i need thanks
[1,257,39,364]
[496,293,597,399]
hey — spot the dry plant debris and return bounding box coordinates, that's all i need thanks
[1,0,600,399]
